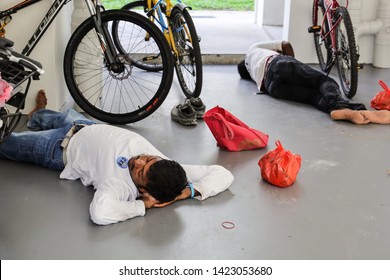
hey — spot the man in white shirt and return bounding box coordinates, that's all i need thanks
[238,41,390,125]
[0,91,234,225]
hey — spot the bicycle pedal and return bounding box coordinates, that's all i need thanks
[308,26,321,33]
[143,54,159,61]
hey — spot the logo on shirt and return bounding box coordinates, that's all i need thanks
[116,156,129,169]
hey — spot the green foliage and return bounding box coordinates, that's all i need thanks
[101,0,254,11]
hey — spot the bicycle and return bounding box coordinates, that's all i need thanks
[120,0,203,98]
[0,0,174,124]
[308,0,359,98]
[0,37,44,143]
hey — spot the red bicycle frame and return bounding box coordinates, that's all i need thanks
[319,0,349,54]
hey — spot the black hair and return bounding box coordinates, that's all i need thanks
[146,159,187,203]
[237,60,252,80]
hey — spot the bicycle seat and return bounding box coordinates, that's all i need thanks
[0,37,14,49]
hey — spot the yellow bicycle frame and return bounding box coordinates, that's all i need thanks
[145,0,193,58]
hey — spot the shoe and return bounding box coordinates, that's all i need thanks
[281,41,295,58]
[186,97,206,119]
[171,103,197,126]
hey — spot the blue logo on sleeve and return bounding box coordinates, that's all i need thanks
[116,156,129,169]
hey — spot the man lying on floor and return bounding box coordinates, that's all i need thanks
[238,40,390,125]
[0,90,234,225]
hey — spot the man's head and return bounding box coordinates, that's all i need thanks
[237,60,252,80]
[129,155,187,203]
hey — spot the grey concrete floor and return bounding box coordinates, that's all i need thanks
[191,10,280,54]
[1,64,390,260]
[191,10,282,63]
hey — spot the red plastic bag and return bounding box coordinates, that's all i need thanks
[258,141,302,187]
[203,106,269,151]
[371,80,390,110]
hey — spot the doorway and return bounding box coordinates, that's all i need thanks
[100,0,283,61]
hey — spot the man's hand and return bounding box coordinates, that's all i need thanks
[139,188,160,209]
[154,187,194,208]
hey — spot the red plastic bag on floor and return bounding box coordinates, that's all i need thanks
[203,106,268,151]
[258,141,302,187]
[371,80,390,110]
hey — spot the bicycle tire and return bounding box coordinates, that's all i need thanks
[122,1,146,12]
[335,6,358,99]
[171,7,203,98]
[117,1,164,72]
[312,0,332,72]
[63,10,174,124]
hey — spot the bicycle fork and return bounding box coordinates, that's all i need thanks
[85,0,124,73]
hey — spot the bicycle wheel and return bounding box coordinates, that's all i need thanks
[335,6,358,99]
[117,1,163,72]
[63,10,174,124]
[121,1,146,13]
[171,7,203,98]
[312,0,332,72]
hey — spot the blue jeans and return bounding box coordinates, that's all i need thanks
[264,56,366,113]
[0,109,95,170]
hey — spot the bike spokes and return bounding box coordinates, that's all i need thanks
[64,10,174,124]
[311,0,332,72]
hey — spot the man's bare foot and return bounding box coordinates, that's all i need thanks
[360,110,390,124]
[330,108,370,125]
[28,90,47,119]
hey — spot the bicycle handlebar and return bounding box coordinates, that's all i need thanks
[0,37,44,75]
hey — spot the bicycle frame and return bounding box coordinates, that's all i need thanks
[144,0,192,57]
[311,0,358,98]
[318,0,349,55]
[0,0,70,56]
[0,37,44,142]
[0,0,118,65]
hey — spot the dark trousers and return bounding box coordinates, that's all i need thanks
[264,55,366,113]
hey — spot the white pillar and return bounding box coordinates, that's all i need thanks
[263,0,285,26]
[374,0,390,68]
[60,0,91,111]
[255,0,264,26]
[72,0,90,31]
[282,0,317,63]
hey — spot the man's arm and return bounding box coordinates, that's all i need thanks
[182,164,234,200]
[89,182,145,225]
[154,164,233,208]
[248,40,283,53]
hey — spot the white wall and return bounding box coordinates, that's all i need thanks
[255,0,285,26]
[257,0,320,63]
[0,0,73,112]
[282,0,316,63]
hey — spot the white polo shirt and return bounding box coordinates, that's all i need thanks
[60,124,234,225]
[245,41,282,91]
